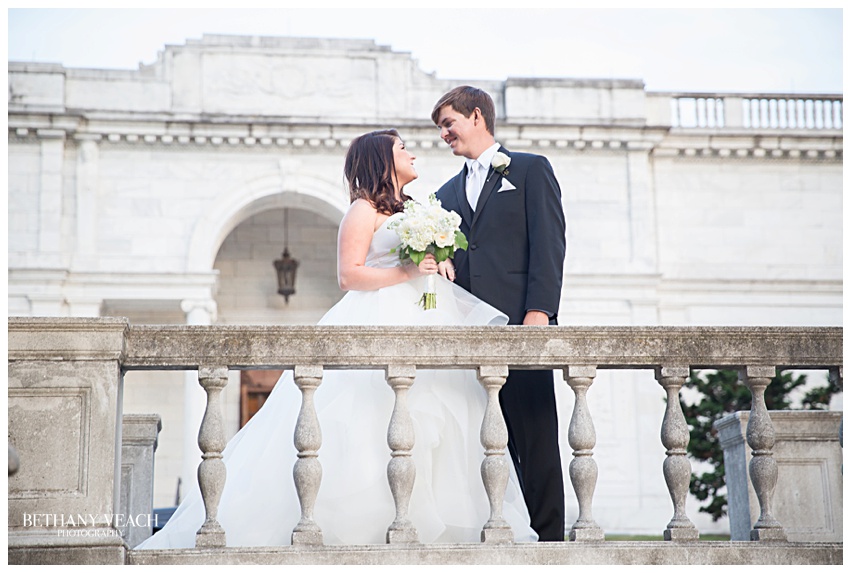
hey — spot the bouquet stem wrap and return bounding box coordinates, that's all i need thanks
[421,274,437,310]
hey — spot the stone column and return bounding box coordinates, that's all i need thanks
[742,366,786,541]
[291,365,324,545]
[74,134,100,265]
[724,96,746,128]
[180,299,217,496]
[625,143,659,275]
[655,366,698,540]
[36,129,66,268]
[565,365,604,541]
[478,365,513,544]
[385,365,418,544]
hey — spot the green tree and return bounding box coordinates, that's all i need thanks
[680,369,838,521]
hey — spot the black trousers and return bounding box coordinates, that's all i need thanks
[499,368,565,541]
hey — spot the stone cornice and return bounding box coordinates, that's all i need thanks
[8,112,842,159]
[8,317,128,362]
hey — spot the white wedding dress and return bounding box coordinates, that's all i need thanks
[136,216,537,549]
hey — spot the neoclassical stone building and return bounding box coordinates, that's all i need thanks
[8,34,842,535]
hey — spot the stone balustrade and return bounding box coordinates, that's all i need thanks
[651,92,843,130]
[7,318,843,565]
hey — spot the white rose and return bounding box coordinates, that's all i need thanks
[492,151,511,173]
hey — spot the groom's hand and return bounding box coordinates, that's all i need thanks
[437,260,456,282]
[522,310,549,325]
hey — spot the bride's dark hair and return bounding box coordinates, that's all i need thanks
[344,129,411,215]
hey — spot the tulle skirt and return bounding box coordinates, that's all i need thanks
[136,275,537,548]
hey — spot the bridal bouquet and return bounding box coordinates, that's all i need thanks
[389,193,468,309]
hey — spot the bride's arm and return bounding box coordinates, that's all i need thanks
[337,199,436,291]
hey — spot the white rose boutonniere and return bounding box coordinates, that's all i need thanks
[492,152,511,177]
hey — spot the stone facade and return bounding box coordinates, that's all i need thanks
[7,34,843,535]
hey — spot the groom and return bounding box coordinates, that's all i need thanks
[431,86,566,541]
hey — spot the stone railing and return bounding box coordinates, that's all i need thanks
[7,319,843,565]
[647,92,843,130]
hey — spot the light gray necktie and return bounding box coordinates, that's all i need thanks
[466,161,485,210]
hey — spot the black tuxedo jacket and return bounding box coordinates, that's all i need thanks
[436,147,566,325]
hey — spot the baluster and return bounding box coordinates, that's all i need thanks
[742,366,786,541]
[655,366,699,541]
[291,365,324,545]
[385,364,418,544]
[565,365,604,541]
[697,98,707,127]
[195,365,228,547]
[478,365,513,544]
[670,98,679,128]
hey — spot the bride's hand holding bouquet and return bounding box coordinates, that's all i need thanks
[389,193,468,309]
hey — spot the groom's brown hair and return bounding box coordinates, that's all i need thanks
[431,86,495,136]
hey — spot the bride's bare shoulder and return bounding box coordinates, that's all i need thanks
[341,199,379,229]
[344,199,388,231]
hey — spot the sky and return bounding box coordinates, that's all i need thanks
[5,4,844,94]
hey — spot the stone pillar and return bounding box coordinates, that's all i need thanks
[742,366,786,541]
[655,366,698,540]
[565,365,604,541]
[180,299,217,496]
[74,135,100,266]
[36,129,66,268]
[478,365,513,544]
[66,296,105,317]
[120,414,162,548]
[8,317,128,564]
[724,96,746,128]
[625,143,659,275]
[385,365,418,544]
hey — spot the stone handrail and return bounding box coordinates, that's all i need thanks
[647,92,843,130]
[6,319,843,560]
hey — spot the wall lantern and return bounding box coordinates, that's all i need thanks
[273,208,299,303]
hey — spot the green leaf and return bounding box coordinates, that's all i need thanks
[454,230,468,251]
[433,246,452,262]
[410,250,426,266]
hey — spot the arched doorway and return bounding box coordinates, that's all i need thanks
[211,205,343,426]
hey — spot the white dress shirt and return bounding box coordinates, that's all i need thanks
[465,142,501,210]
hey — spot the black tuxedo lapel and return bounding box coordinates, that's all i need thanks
[455,166,473,225]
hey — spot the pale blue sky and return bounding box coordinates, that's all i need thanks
[7,6,844,94]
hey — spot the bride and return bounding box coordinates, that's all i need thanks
[136,129,537,549]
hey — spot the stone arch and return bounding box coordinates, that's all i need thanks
[186,171,349,273]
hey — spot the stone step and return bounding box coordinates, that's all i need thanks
[127,542,843,566]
